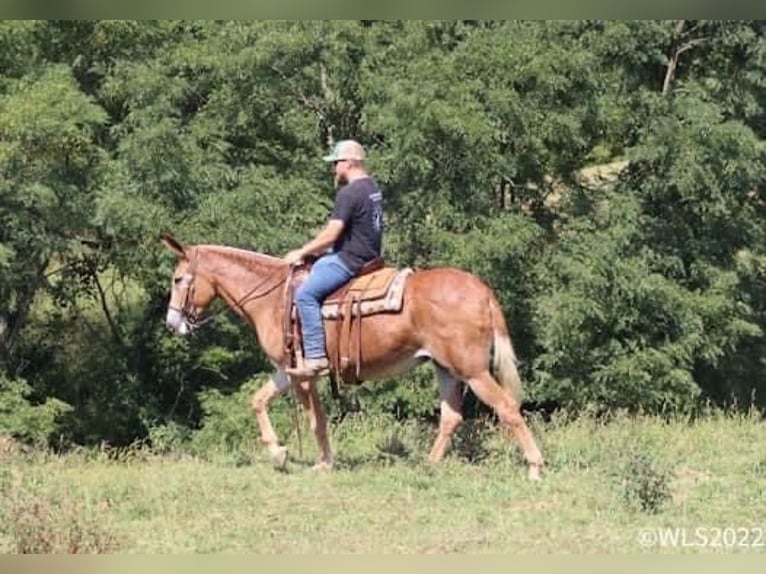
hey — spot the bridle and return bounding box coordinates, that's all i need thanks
[169,249,288,333]
[168,250,211,331]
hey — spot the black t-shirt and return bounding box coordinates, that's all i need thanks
[330,177,383,273]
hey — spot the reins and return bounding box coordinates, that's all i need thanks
[172,248,289,331]
[231,270,288,312]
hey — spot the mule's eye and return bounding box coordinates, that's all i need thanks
[173,276,183,285]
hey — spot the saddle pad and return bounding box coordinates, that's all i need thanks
[321,268,412,320]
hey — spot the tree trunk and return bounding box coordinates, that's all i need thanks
[662,20,705,96]
[662,20,687,95]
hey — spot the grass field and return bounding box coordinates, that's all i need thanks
[1,410,765,553]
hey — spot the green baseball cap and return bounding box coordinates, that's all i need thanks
[322,139,366,162]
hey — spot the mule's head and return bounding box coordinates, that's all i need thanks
[161,233,216,336]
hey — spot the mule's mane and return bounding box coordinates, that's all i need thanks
[195,244,287,276]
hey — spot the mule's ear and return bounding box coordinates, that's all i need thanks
[160,232,187,258]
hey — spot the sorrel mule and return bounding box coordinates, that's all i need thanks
[161,233,543,479]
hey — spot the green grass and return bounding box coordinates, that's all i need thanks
[1,411,765,553]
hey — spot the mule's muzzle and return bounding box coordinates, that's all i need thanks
[166,308,214,336]
[165,308,191,336]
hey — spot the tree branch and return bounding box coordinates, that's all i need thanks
[92,266,125,348]
[269,63,328,127]
[662,20,686,96]
[662,21,708,96]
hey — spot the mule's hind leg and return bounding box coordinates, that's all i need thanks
[251,370,291,468]
[465,371,544,480]
[428,366,464,462]
[292,380,334,471]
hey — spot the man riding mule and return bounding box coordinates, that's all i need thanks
[283,139,384,378]
[161,143,544,480]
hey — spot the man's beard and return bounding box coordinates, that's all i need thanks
[334,172,348,188]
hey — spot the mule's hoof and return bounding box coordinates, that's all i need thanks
[527,464,543,481]
[311,460,333,472]
[268,445,288,469]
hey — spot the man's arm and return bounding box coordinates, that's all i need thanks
[284,219,345,264]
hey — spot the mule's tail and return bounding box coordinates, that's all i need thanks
[489,296,523,403]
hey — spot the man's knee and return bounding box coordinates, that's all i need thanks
[296,285,319,306]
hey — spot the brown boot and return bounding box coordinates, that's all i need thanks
[286,356,330,378]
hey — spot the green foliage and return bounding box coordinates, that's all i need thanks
[533,194,700,410]
[350,368,439,421]
[188,377,278,458]
[629,94,765,265]
[146,421,190,455]
[626,93,766,406]
[329,412,431,466]
[0,21,42,84]
[622,452,674,514]
[0,375,72,446]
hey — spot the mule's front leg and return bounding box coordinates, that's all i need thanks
[251,370,291,468]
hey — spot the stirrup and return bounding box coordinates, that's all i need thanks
[286,357,330,378]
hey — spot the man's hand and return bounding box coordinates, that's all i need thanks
[284,220,344,267]
[283,249,304,266]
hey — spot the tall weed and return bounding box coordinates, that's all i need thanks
[0,469,120,553]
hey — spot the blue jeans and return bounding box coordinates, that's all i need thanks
[295,253,353,359]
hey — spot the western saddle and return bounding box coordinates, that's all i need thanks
[282,256,412,386]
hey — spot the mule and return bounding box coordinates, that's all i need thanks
[160,233,544,479]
